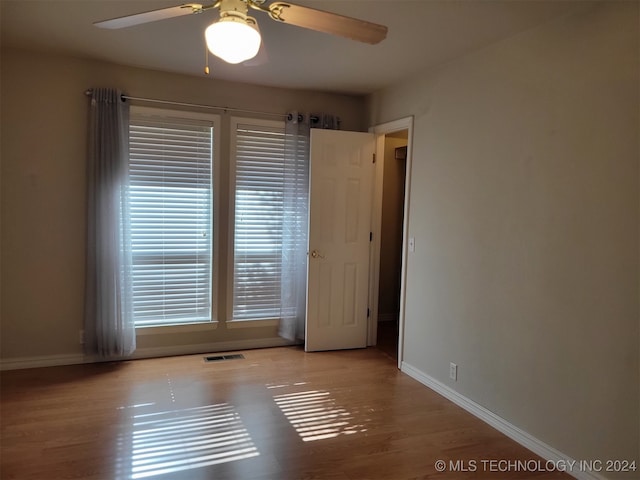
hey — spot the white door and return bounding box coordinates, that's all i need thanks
[305,129,375,352]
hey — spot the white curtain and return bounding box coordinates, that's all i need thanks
[279,113,310,341]
[279,112,339,341]
[84,88,136,358]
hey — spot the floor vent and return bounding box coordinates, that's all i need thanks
[203,354,245,363]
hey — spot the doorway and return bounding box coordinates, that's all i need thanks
[375,131,408,360]
[367,116,413,368]
[304,121,412,356]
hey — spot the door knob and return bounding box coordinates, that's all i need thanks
[310,250,325,259]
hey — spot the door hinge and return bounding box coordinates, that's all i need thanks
[367,308,370,318]
[370,232,373,242]
[372,153,376,164]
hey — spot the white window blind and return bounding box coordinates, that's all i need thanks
[232,121,286,321]
[128,110,214,327]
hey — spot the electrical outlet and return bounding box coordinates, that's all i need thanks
[79,329,85,345]
[449,362,458,381]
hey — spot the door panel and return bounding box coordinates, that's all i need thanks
[305,129,375,352]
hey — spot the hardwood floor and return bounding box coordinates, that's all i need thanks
[1,347,570,480]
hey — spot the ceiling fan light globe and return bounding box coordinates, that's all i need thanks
[205,17,261,65]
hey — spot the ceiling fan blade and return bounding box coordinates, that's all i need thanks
[94,3,204,29]
[267,2,387,45]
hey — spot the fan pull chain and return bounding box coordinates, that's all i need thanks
[204,39,210,75]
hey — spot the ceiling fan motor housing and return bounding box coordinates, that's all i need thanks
[219,0,250,17]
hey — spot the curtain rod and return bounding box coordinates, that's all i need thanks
[84,89,286,118]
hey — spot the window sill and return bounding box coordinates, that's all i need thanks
[136,322,218,336]
[226,318,279,329]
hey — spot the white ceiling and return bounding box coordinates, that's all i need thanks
[1,0,586,95]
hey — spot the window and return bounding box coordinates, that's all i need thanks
[230,119,287,321]
[126,111,297,328]
[128,107,219,327]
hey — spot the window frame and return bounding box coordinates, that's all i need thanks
[227,116,287,328]
[129,105,221,334]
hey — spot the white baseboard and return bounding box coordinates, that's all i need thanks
[0,353,87,371]
[0,337,299,371]
[401,362,608,480]
[131,337,297,360]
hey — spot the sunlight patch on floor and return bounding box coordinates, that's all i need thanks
[273,389,367,442]
[129,403,259,478]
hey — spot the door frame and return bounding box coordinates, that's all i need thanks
[368,116,414,369]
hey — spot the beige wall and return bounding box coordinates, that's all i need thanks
[0,47,366,362]
[369,1,639,475]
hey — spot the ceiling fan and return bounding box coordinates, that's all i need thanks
[94,0,388,65]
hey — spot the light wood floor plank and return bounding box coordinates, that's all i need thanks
[1,347,570,480]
